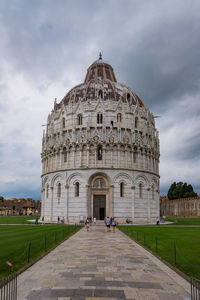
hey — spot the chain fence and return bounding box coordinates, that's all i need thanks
[121,226,200,299]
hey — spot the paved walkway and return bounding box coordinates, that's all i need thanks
[17,224,190,300]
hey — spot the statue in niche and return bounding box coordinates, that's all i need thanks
[66,138,70,145]
[123,132,129,144]
[109,136,114,143]
[79,135,86,143]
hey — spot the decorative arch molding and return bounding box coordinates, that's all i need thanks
[51,173,64,186]
[134,174,149,186]
[118,179,127,185]
[56,181,62,187]
[150,176,158,188]
[66,172,82,185]
[73,179,82,186]
[113,172,133,185]
[88,171,112,186]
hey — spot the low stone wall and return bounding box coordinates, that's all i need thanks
[160,196,200,217]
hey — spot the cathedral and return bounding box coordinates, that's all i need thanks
[41,55,160,224]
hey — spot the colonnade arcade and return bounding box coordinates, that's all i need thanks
[41,171,159,223]
[42,144,159,175]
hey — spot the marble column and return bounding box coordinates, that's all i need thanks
[50,187,54,222]
[147,187,151,221]
[131,185,135,221]
[65,184,69,223]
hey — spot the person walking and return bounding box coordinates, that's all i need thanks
[93,217,96,225]
[106,216,111,232]
[111,217,116,232]
[42,216,45,225]
[85,217,90,231]
[156,217,160,225]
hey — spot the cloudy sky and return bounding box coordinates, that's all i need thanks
[0,0,200,200]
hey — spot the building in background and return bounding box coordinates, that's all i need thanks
[0,198,41,216]
[41,55,160,223]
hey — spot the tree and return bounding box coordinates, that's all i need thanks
[0,196,5,201]
[167,182,198,200]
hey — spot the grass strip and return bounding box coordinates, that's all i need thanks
[0,216,37,224]
[119,225,200,280]
[0,224,81,278]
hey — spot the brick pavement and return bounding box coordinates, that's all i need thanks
[17,224,191,300]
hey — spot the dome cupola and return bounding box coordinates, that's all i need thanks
[84,53,117,83]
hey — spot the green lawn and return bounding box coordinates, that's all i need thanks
[119,226,200,280]
[0,225,81,278]
[0,216,37,224]
[165,217,200,225]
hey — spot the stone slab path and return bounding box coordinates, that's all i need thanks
[17,224,191,300]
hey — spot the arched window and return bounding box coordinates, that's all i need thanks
[97,113,103,124]
[97,146,102,160]
[152,186,154,200]
[117,113,122,122]
[75,182,79,197]
[139,183,143,199]
[46,185,49,198]
[93,178,106,188]
[135,117,138,128]
[127,93,130,102]
[98,90,103,99]
[78,114,82,125]
[64,151,67,163]
[57,183,61,198]
[62,118,65,128]
[120,182,124,197]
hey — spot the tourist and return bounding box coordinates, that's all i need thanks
[106,216,111,232]
[42,216,45,225]
[111,217,116,232]
[156,217,160,225]
[85,217,90,231]
[93,217,96,225]
[35,217,38,224]
[57,216,60,224]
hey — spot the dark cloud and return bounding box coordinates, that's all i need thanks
[0,0,199,198]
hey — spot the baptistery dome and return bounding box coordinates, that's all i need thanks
[41,55,160,224]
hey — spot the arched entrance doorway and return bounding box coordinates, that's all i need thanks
[88,173,112,220]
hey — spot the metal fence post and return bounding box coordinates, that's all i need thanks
[27,242,31,263]
[191,277,200,300]
[174,242,176,265]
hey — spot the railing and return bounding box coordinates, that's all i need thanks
[191,278,200,300]
[0,273,17,300]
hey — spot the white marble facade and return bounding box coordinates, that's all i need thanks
[41,56,160,224]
